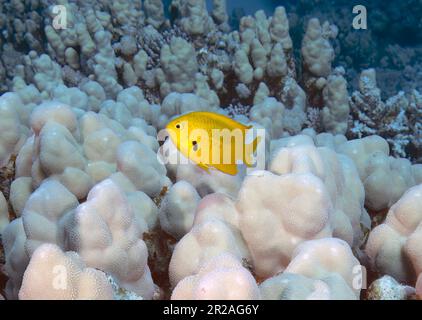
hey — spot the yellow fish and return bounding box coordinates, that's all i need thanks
[166,111,261,175]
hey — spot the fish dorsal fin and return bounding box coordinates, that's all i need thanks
[194,112,251,131]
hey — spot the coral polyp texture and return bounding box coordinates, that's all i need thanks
[0,0,421,301]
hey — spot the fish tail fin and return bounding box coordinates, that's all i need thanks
[244,136,261,167]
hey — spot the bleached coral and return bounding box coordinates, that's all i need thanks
[2,179,78,298]
[0,191,9,233]
[109,172,159,229]
[0,93,27,166]
[260,272,357,300]
[236,171,333,278]
[2,218,30,299]
[156,37,199,97]
[280,77,307,134]
[269,141,370,247]
[260,238,361,300]
[80,81,106,112]
[169,193,250,287]
[249,97,285,139]
[157,92,213,128]
[269,7,292,50]
[211,0,229,29]
[284,238,362,299]
[300,131,422,211]
[175,0,215,37]
[266,43,288,78]
[366,184,422,285]
[233,49,254,85]
[417,274,422,299]
[321,68,350,134]
[171,253,260,300]
[12,100,163,202]
[117,87,157,126]
[171,218,248,285]
[3,176,159,300]
[302,18,337,78]
[144,0,166,29]
[168,142,369,284]
[19,244,113,300]
[92,31,123,99]
[21,180,79,256]
[26,52,64,98]
[64,179,156,299]
[337,135,421,210]
[158,180,200,239]
[9,177,32,217]
[300,18,338,108]
[116,141,171,197]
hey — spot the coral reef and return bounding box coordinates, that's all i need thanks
[0,191,9,233]
[171,253,260,300]
[349,69,422,162]
[0,0,421,301]
[19,244,114,300]
[366,184,422,284]
[366,275,415,300]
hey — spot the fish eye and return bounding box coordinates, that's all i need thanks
[176,124,180,129]
[192,141,198,151]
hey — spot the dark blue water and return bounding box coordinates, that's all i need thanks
[201,0,422,46]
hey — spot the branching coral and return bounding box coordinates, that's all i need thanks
[349,69,422,162]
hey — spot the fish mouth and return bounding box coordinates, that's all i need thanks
[158,137,168,147]
[157,128,169,146]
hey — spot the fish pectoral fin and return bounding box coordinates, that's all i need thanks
[197,162,211,173]
[198,162,238,176]
[244,136,262,167]
[212,163,238,176]
[224,164,238,176]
